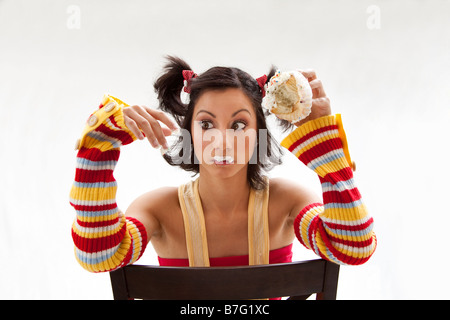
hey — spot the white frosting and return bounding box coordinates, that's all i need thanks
[262,70,313,123]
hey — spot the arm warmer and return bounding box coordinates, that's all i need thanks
[281,115,377,265]
[69,94,148,272]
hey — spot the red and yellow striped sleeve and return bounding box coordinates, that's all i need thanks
[69,94,148,273]
[281,115,377,265]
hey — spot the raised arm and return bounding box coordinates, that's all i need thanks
[282,115,376,265]
[69,94,177,272]
[280,71,376,265]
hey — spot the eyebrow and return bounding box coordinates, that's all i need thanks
[195,108,251,118]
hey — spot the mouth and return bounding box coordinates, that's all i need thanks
[212,155,235,165]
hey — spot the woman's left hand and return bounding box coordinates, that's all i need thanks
[292,70,332,127]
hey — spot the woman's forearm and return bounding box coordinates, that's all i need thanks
[69,94,148,272]
[281,115,377,265]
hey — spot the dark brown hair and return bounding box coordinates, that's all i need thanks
[154,56,289,190]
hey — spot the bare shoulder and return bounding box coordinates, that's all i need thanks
[268,177,321,218]
[125,186,180,239]
[269,177,317,199]
[127,186,179,214]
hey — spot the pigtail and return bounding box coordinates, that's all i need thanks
[266,66,277,86]
[154,55,193,125]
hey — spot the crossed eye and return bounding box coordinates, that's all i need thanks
[199,120,247,131]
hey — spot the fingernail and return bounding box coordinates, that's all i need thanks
[152,140,160,148]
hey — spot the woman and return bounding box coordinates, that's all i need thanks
[70,56,376,273]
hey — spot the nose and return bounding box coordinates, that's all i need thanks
[209,128,234,155]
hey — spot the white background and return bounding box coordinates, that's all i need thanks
[1,0,449,299]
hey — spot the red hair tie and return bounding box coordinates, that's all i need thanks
[256,75,267,97]
[182,70,197,93]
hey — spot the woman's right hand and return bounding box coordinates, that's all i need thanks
[123,105,179,149]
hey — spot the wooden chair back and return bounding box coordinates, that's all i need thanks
[110,259,340,300]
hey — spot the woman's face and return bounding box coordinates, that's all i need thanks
[191,88,258,179]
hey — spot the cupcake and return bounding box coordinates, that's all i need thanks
[262,70,313,123]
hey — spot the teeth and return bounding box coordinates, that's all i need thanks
[213,156,234,163]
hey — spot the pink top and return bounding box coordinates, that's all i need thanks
[158,243,293,267]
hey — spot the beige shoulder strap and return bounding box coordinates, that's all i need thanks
[248,176,270,265]
[178,178,210,267]
[178,176,270,267]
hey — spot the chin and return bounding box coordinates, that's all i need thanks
[200,161,248,180]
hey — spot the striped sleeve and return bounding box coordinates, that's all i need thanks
[281,115,376,265]
[69,94,148,273]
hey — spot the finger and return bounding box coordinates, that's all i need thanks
[146,107,179,131]
[124,107,146,140]
[162,127,173,136]
[309,79,326,98]
[136,117,160,148]
[124,117,145,140]
[315,96,331,109]
[300,69,317,82]
[135,107,169,149]
[126,107,160,148]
